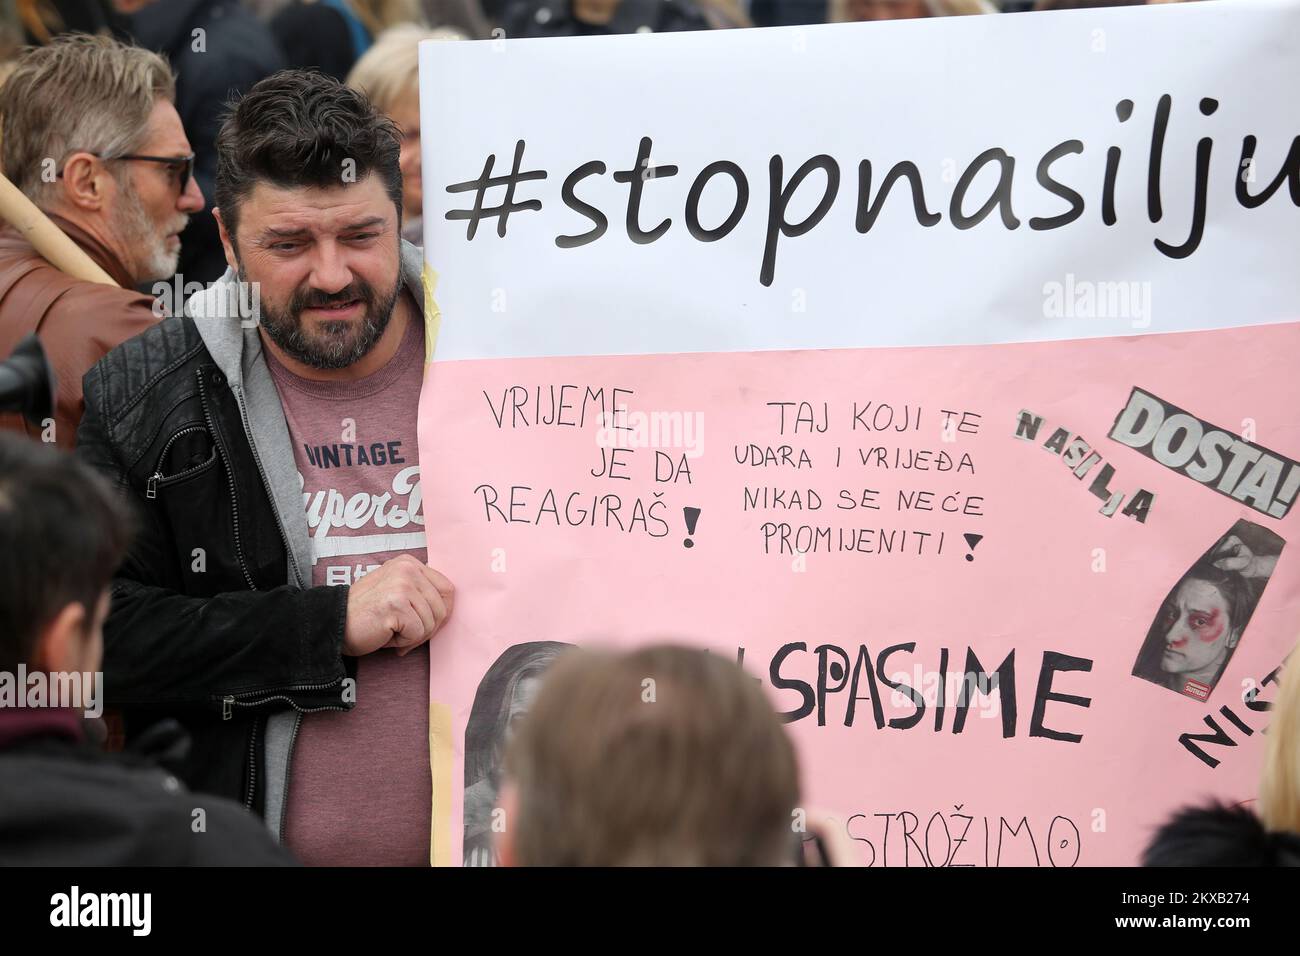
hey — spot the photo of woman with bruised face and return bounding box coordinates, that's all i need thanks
[1132,519,1283,701]
[462,641,572,867]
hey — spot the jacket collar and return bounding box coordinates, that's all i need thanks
[185,239,426,588]
[0,707,84,751]
[45,213,137,289]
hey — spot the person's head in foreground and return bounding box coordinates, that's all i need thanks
[494,644,801,866]
[214,69,405,373]
[0,434,131,682]
[0,33,204,284]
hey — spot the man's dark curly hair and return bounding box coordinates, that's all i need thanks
[214,70,403,240]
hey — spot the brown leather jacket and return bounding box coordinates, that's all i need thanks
[0,214,157,449]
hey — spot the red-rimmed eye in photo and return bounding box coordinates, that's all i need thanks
[1133,519,1283,702]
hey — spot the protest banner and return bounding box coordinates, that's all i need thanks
[416,0,1300,865]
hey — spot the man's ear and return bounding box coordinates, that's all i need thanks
[58,152,112,214]
[494,780,520,868]
[213,207,239,275]
[31,602,89,674]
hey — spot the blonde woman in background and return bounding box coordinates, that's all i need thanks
[347,25,464,245]
[1261,657,1300,840]
[829,0,995,20]
[254,0,427,30]
[350,0,429,33]
[699,0,753,28]
[1145,658,1300,866]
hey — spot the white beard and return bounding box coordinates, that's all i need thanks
[110,177,185,283]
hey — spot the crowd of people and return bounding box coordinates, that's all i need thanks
[0,0,1205,89]
[0,0,1293,870]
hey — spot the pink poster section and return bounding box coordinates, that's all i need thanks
[420,321,1300,866]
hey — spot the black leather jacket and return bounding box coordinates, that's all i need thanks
[0,712,295,865]
[77,313,353,814]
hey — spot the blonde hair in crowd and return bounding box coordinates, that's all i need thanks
[346,24,464,115]
[0,34,173,207]
[698,0,754,28]
[348,0,426,35]
[829,0,995,20]
[1260,658,1300,833]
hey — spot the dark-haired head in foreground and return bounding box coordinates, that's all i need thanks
[1143,803,1300,867]
[496,644,801,866]
[0,434,297,865]
[0,434,131,676]
[214,69,404,372]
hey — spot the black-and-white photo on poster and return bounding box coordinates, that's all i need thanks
[1132,519,1283,701]
[462,641,572,867]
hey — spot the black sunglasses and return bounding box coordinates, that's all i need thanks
[58,152,195,194]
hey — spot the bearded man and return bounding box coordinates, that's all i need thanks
[77,70,455,865]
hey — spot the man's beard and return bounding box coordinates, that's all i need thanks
[247,264,400,371]
[110,174,186,283]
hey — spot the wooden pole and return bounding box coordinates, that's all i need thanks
[0,170,117,286]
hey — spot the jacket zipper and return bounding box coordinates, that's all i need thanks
[243,716,259,810]
[232,381,307,590]
[278,712,303,842]
[196,373,257,591]
[217,368,334,823]
[224,686,348,818]
[221,678,345,717]
[145,424,208,499]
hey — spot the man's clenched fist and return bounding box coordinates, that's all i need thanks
[343,554,455,656]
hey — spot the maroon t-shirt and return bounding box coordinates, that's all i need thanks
[267,312,431,866]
